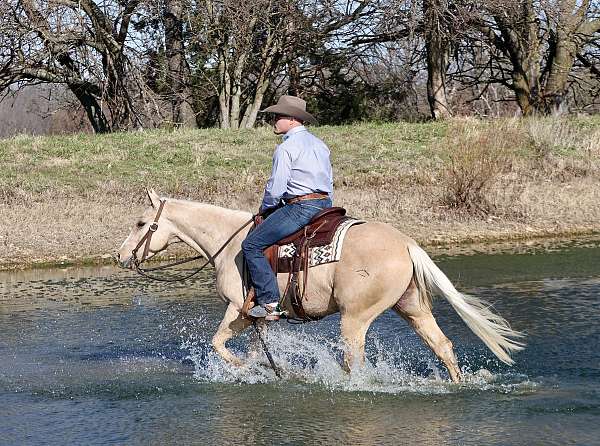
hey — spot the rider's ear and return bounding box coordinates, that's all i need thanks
[146,188,161,208]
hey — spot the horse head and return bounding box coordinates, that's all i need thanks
[116,189,180,268]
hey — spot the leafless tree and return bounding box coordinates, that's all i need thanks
[163,0,192,126]
[186,0,379,129]
[423,0,453,118]
[346,0,455,119]
[465,0,600,115]
[0,0,152,132]
[185,0,288,129]
[1,0,599,134]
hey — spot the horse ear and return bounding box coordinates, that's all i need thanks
[146,188,161,208]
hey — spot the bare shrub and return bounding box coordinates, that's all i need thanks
[438,119,523,216]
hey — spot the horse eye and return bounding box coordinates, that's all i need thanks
[136,221,145,228]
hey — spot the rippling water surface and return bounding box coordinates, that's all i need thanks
[1,239,600,445]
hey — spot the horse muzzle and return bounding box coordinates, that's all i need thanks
[114,251,134,269]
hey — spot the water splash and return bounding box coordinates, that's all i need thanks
[178,318,538,395]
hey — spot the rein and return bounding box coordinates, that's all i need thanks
[132,199,254,282]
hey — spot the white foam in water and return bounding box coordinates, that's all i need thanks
[177,318,538,395]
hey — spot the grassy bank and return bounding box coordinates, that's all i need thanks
[1,117,599,269]
[0,121,447,200]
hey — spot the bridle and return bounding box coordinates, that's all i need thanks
[132,199,166,265]
[131,199,254,282]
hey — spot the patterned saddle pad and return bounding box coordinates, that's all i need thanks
[263,207,365,274]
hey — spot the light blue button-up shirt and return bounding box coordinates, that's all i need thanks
[261,126,333,211]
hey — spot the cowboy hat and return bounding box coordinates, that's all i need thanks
[261,95,318,124]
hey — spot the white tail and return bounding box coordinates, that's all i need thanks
[408,244,525,365]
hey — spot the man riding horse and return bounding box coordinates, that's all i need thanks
[242,95,333,320]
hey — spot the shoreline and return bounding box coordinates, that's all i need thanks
[2,226,598,272]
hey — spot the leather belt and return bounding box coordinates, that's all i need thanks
[286,192,329,204]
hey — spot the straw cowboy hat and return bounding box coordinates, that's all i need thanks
[261,95,318,124]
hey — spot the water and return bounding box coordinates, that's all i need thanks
[1,240,600,445]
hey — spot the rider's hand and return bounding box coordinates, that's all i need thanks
[254,214,264,226]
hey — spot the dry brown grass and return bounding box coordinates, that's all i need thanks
[525,118,600,181]
[433,118,600,221]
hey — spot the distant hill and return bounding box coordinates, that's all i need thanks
[0,85,90,138]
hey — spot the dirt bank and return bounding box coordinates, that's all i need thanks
[1,183,598,271]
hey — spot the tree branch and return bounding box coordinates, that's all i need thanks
[577,52,600,78]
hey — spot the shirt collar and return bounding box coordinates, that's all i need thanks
[282,125,307,141]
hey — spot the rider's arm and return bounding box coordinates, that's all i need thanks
[260,145,292,212]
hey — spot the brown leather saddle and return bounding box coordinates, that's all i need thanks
[243,207,350,321]
[264,207,348,274]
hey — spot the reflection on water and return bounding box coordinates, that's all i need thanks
[1,240,600,445]
[0,264,217,311]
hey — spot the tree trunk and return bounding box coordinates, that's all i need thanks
[424,0,452,119]
[218,54,231,129]
[542,38,576,114]
[229,51,249,129]
[164,0,189,126]
[512,71,535,116]
[491,2,540,116]
[68,83,110,133]
[241,78,270,129]
[540,0,586,114]
[288,59,300,96]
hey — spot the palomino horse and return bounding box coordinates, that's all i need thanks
[116,190,524,382]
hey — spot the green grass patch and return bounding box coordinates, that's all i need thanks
[1,118,598,201]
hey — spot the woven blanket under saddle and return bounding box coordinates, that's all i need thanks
[264,207,364,275]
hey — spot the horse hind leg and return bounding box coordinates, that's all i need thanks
[340,314,370,372]
[407,314,462,383]
[394,280,462,383]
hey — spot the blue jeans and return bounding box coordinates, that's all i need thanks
[241,198,332,305]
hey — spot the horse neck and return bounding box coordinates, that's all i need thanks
[167,200,252,266]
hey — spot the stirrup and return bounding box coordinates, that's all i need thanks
[247,303,286,321]
[265,303,281,321]
[265,303,287,321]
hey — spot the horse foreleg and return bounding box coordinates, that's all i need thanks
[340,315,369,372]
[212,302,252,367]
